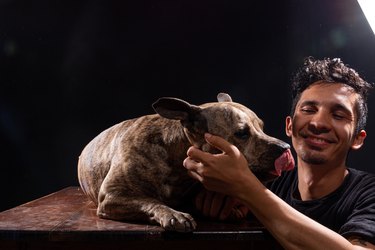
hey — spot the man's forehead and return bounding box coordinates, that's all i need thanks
[301,82,357,100]
[298,82,359,110]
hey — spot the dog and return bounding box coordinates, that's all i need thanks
[77,93,294,232]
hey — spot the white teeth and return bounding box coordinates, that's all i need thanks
[310,137,327,143]
[313,138,324,142]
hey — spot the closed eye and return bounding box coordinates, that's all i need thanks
[299,101,317,114]
[332,111,352,121]
[332,105,353,121]
[301,107,316,114]
[333,113,345,120]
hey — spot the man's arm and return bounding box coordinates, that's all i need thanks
[238,178,374,249]
[183,133,375,250]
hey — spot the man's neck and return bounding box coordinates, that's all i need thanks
[297,161,348,201]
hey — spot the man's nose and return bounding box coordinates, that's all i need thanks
[308,110,331,133]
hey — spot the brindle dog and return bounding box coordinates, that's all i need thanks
[78,93,294,232]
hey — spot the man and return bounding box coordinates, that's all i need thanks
[183,57,375,249]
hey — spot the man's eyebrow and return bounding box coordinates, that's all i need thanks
[299,100,318,107]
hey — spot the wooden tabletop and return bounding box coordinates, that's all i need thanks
[0,186,282,250]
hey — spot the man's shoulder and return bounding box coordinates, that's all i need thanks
[345,168,375,197]
[348,167,375,176]
[347,168,375,184]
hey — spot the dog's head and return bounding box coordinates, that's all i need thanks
[152,93,294,182]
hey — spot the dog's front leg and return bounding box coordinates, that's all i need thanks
[98,190,197,232]
[97,170,197,232]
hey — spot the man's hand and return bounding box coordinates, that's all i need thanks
[183,133,254,197]
[195,189,249,221]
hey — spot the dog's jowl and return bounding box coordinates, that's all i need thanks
[77,93,294,232]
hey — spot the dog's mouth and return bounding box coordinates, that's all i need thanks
[271,148,295,176]
[252,149,295,183]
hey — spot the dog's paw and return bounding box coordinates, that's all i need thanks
[159,210,197,232]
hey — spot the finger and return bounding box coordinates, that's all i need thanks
[202,191,214,217]
[204,133,239,157]
[187,170,203,182]
[195,189,206,212]
[186,146,215,165]
[209,192,226,218]
[230,204,249,219]
[183,156,206,174]
[183,157,198,171]
[237,204,250,218]
[219,196,238,220]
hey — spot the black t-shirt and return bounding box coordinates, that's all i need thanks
[267,167,375,244]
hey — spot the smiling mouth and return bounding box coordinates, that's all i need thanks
[300,131,335,144]
[307,136,329,143]
[302,135,336,150]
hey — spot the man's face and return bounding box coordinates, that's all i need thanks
[286,82,366,167]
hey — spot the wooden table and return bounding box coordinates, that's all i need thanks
[0,187,282,250]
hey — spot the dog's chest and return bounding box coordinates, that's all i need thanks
[153,168,199,206]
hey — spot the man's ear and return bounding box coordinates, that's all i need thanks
[351,130,367,150]
[285,116,293,137]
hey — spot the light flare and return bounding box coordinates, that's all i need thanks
[358,0,375,35]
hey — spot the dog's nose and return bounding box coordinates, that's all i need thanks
[268,139,290,157]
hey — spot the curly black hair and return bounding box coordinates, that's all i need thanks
[290,57,373,133]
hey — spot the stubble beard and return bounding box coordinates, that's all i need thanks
[299,150,327,165]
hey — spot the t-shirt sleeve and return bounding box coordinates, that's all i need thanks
[339,178,375,245]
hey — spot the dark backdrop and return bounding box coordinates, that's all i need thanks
[1,0,374,211]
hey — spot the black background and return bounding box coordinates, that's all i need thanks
[1,0,374,211]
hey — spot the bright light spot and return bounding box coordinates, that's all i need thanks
[358,0,375,35]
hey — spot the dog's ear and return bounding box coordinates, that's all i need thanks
[152,97,202,121]
[217,93,232,102]
[153,97,207,148]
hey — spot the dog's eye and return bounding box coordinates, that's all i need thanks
[234,129,250,140]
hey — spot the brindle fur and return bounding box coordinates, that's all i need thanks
[78,93,289,232]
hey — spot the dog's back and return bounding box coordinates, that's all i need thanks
[78,114,194,206]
